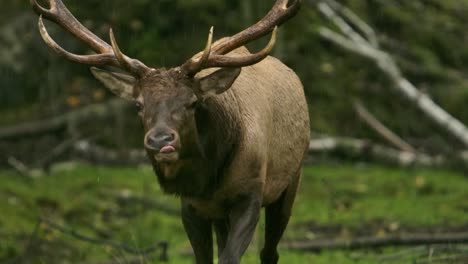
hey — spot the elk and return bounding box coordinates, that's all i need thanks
[31,0,309,263]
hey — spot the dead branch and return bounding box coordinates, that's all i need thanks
[36,136,83,169]
[0,99,130,140]
[41,218,168,258]
[314,0,468,148]
[74,138,435,167]
[353,100,415,153]
[109,190,181,217]
[65,137,464,168]
[283,231,468,251]
[377,246,429,263]
[308,137,445,167]
[414,254,468,264]
[73,140,148,165]
[377,245,468,263]
[10,135,462,169]
[7,136,82,177]
[7,156,43,179]
[72,136,439,167]
[323,0,378,47]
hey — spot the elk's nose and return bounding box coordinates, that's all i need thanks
[145,132,175,150]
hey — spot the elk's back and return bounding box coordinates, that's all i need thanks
[203,47,310,206]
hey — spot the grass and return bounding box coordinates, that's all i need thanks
[1,162,467,263]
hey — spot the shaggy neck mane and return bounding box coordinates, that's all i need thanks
[152,91,242,198]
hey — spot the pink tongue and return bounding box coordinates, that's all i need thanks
[160,145,175,153]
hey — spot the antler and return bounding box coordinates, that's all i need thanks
[181,0,301,76]
[31,0,151,77]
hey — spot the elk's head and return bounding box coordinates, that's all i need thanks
[90,64,243,163]
[31,0,301,163]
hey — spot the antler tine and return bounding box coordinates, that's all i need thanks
[109,29,151,76]
[31,0,151,76]
[31,0,53,17]
[32,0,111,53]
[204,26,277,69]
[211,0,301,55]
[181,26,214,75]
[182,0,300,76]
[38,16,118,66]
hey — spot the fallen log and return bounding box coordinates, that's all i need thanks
[71,137,465,168]
[107,190,181,217]
[0,99,130,140]
[73,140,148,165]
[308,137,447,167]
[283,231,468,251]
[5,136,462,169]
[7,156,41,179]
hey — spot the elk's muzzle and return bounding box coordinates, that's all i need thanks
[144,129,178,153]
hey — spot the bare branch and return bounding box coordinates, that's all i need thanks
[73,140,148,165]
[324,0,379,47]
[36,136,82,169]
[41,218,168,256]
[0,99,130,140]
[353,100,416,153]
[317,2,368,46]
[317,27,383,60]
[397,79,468,146]
[108,190,180,217]
[308,137,444,167]
[7,156,43,179]
[284,231,468,251]
[314,1,468,148]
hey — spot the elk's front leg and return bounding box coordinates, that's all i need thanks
[218,194,262,264]
[181,199,213,264]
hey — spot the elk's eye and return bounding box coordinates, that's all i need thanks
[135,101,144,112]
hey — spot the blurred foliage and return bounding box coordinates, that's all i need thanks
[1,0,468,151]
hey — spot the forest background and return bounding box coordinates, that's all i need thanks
[1,0,468,263]
[2,0,468,160]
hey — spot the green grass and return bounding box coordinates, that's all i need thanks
[295,165,468,226]
[1,163,467,263]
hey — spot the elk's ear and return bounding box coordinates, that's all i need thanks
[90,67,136,100]
[196,68,241,99]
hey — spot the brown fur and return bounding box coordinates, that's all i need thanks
[92,46,309,264]
[151,47,310,217]
[32,0,308,261]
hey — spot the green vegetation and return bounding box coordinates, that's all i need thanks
[1,163,467,263]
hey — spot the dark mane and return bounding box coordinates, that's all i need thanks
[152,90,242,198]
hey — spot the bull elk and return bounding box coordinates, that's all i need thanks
[31,0,309,263]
